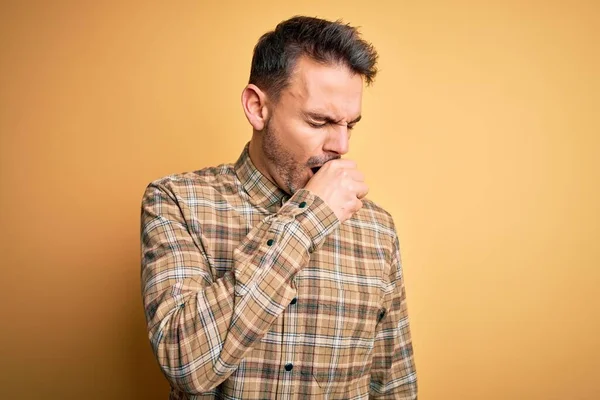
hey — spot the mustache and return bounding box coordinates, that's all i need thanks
[306,154,340,167]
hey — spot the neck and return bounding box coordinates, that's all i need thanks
[248,136,277,187]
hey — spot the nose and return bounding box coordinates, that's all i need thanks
[323,125,350,156]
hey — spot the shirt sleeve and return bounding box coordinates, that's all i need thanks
[369,223,418,399]
[140,181,339,394]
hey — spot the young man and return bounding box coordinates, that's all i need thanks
[141,16,417,399]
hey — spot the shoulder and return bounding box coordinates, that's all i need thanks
[343,198,401,270]
[352,197,398,238]
[142,163,239,204]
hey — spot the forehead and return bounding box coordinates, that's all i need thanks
[281,56,363,117]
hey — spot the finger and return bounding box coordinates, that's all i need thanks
[347,169,365,182]
[328,158,357,169]
[353,198,364,212]
[355,182,369,199]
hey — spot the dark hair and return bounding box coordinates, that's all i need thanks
[249,16,378,101]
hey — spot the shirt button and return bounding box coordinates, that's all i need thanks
[267,239,274,246]
[284,363,293,371]
[378,309,386,322]
[290,297,297,305]
[299,201,307,208]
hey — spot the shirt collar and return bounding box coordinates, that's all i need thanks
[234,143,289,211]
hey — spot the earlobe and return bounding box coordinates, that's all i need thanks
[241,84,269,131]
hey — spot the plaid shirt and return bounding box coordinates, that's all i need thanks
[140,144,417,399]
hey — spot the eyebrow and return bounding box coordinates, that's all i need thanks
[304,112,362,125]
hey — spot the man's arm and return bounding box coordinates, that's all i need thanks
[369,223,418,399]
[141,180,338,394]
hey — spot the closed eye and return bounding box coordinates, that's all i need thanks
[308,121,357,130]
[308,121,327,128]
[304,112,361,129]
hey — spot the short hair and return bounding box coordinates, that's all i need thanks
[249,16,379,102]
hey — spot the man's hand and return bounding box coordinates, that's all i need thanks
[304,159,368,223]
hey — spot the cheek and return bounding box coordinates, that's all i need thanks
[277,119,322,159]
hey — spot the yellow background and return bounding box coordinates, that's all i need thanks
[1,1,598,399]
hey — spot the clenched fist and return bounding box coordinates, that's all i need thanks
[305,159,368,223]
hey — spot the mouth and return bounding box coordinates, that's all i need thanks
[310,166,321,174]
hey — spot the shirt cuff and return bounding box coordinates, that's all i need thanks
[278,189,340,253]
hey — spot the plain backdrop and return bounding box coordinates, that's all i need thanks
[1,1,598,399]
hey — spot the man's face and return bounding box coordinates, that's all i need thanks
[260,56,364,194]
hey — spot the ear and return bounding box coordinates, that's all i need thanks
[241,84,270,131]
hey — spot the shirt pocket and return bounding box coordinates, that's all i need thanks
[311,284,382,397]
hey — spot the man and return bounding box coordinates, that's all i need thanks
[141,16,417,399]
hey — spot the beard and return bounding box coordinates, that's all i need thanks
[261,119,338,194]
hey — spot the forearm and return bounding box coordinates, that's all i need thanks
[369,230,418,399]
[369,293,418,399]
[142,184,338,393]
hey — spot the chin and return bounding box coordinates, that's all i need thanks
[284,169,311,194]
[300,174,312,189]
[288,180,306,195]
